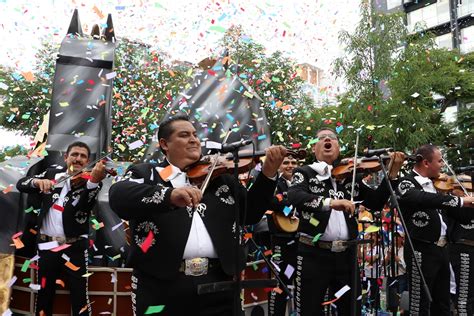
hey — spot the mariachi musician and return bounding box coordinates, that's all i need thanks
[447,170,474,315]
[287,128,405,315]
[16,141,106,316]
[396,144,474,315]
[109,114,286,315]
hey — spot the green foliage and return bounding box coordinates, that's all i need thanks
[445,106,474,168]
[111,38,190,160]
[220,25,314,147]
[332,1,474,156]
[0,41,57,136]
[0,145,28,162]
[1,30,313,160]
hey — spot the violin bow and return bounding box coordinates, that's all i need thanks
[199,130,232,195]
[348,131,359,219]
[350,131,360,202]
[441,155,470,196]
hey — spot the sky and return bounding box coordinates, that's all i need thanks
[0,0,361,148]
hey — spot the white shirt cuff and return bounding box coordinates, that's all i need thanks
[322,198,331,211]
[266,174,278,181]
[86,180,100,189]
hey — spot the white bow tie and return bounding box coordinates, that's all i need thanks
[414,175,432,187]
[309,161,333,180]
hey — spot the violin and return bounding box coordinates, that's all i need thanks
[438,156,473,196]
[332,156,388,180]
[55,153,117,189]
[186,148,307,187]
[434,173,473,194]
[70,162,117,189]
[332,153,407,181]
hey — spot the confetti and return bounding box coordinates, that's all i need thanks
[65,261,80,271]
[144,305,165,314]
[140,230,154,253]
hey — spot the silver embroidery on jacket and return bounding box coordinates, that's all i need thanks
[309,185,325,194]
[303,197,323,209]
[134,221,159,248]
[141,187,168,204]
[292,172,304,185]
[215,185,235,205]
[441,196,459,208]
[398,180,415,196]
[412,211,430,227]
[300,211,312,220]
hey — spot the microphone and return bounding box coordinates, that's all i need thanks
[220,139,253,153]
[363,147,393,157]
[455,165,474,173]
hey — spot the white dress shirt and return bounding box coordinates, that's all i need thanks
[156,163,218,259]
[39,172,98,237]
[308,161,350,241]
[413,170,447,237]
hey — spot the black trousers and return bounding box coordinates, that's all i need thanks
[131,265,234,316]
[450,243,474,316]
[295,242,360,316]
[405,241,450,316]
[268,233,297,316]
[35,239,89,316]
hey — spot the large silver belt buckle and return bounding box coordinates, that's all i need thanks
[184,258,209,276]
[54,236,66,245]
[331,240,347,252]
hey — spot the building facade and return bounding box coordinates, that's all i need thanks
[374,0,474,53]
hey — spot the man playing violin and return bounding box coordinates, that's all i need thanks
[396,144,474,316]
[109,114,286,315]
[16,141,106,316]
[287,127,404,315]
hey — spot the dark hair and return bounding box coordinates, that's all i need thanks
[66,141,91,157]
[315,127,338,139]
[415,144,438,164]
[157,114,191,154]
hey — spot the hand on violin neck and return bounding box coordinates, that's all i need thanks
[170,186,202,208]
[387,151,405,180]
[261,145,287,179]
[90,160,107,183]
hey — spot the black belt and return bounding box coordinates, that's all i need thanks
[412,237,448,247]
[299,235,349,252]
[39,234,84,245]
[455,239,474,247]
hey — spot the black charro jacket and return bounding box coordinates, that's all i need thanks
[288,164,391,240]
[396,171,473,243]
[16,167,102,238]
[108,160,276,280]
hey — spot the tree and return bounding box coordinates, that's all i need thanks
[110,38,190,160]
[445,105,474,168]
[0,145,28,162]
[0,38,191,161]
[332,1,474,155]
[1,29,316,160]
[219,25,314,147]
[0,42,57,136]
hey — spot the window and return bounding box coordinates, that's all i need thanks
[435,33,453,49]
[458,0,474,18]
[387,0,402,10]
[460,25,474,53]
